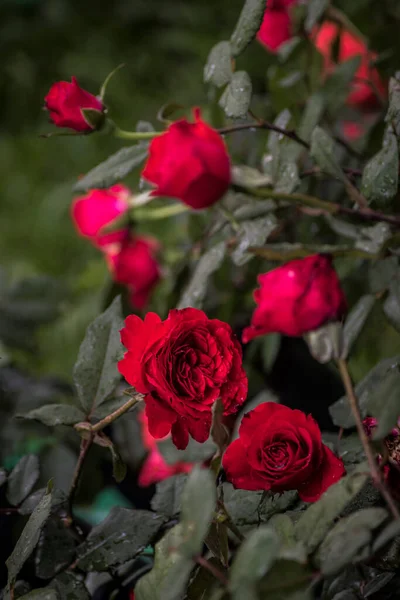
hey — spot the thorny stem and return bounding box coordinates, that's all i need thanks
[218,120,310,149]
[196,555,229,587]
[337,358,400,520]
[66,437,94,524]
[245,187,400,228]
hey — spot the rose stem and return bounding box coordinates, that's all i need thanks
[244,187,400,229]
[195,556,229,587]
[66,436,94,525]
[337,358,400,520]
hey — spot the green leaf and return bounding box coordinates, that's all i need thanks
[258,560,312,600]
[368,367,400,439]
[219,71,252,119]
[268,514,296,547]
[383,273,400,332]
[188,557,225,599]
[341,295,376,359]
[75,507,166,571]
[304,322,343,364]
[229,526,280,600]
[361,133,399,208]
[230,0,266,56]
[372,519,400,553]
[329,356,400,429]
[135,524,193,600]
[35,516,77,579]
[73,296,124,416]
[6,488,52,589]
[178,242,226,309]
[321,57,362,117]
[231,165,273,188]
[369,257,399,293]
[6,454,40,506]
[304,0,329,31]
[224,485,298,529]
[205,522,229,567]
[180,467,216,557]
[231,215,278,266]
[294,469,368,553]
[204,41,233,87]
[310,127,346,182]
[0,468,7,487]
[18,590,57,600]
[48,573,90,600]
[316,508,388,575]
[21,404,86,427]
[355,222,391,255]
[73,145,148,192]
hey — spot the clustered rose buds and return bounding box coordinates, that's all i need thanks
[72,184,161,309]
[257,1,386,112]
[223,402,345,501]
[142,108,231,210]
[363,416,400,500]
[118,308,248,450]
[44,77,105,132]
[242,254,347,342]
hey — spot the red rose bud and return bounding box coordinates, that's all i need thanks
[44,77,104,132]
[142,108,231,210]
[257,0,299,53]
[313,22,386,109]
[223,402,345,502]
[243,254,347,343]
[71,184,130,248]
[118,308,248,450]
[106,236,161,310]
[137,409,193,487]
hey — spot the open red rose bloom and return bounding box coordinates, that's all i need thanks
[243,254,347,342]
[118,308,248,449]
[44,76,104,132]
[142,108,231,209]
[223,402,345,502]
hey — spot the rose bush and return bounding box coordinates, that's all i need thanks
[118,307,248,449]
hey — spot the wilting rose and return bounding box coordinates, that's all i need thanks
[106,236,161,310]
[142,108,231,209]
[313,22,386,108]
[44,77,104,132]
[118,308,248,450]
[71,184,130,248]
[223,402,345,502]
[242,254,347,343]
[257,0,299,52]
[137,411,193,487]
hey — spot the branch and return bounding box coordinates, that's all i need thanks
[66,436,94,525]
[195,555,228,587]
[245,187,400,228]
[337,358,400,520]
[218,120,310,149]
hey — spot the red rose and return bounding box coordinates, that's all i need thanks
[71,184,130,248]
[137,411,193,487]
[223,402,345,502]
[257,0,298,53]
[44,76,104,132]
[142,108,231,210]
[313,22,386,108]
[106,236,161,309]
[242,254,347,343]
[118,308,248,450]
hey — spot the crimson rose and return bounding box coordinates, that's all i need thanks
[243,254,347,343]
[106,236,161,309]
[257,0,298,53]
[44,76,104,132]
[118,308,248,449]
[223,402,345,502]
[71,184,130,248]
[142,108,231,210]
